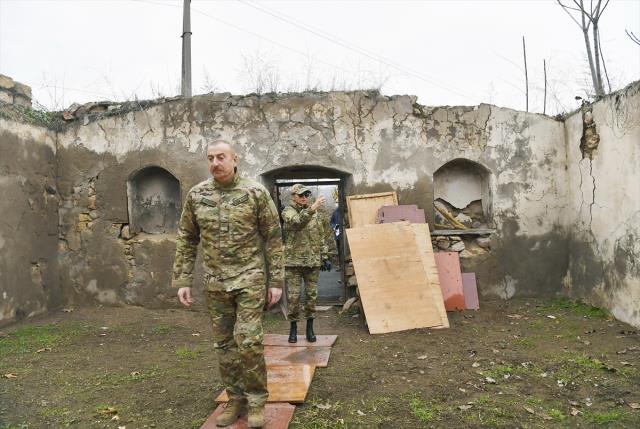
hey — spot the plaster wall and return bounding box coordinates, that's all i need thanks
[564,82,640,327]
[53,91,568,309]
[434,163,483,210]
[0,118,60,325]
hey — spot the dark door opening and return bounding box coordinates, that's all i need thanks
[262,167,349,305]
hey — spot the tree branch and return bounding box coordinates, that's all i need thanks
[558,0,584,28]
[626,29,640,46]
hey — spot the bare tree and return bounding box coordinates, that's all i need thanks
[557,0,610,98]
[627,29,640,46]
[200,67,218,93]
[239,49,281,95]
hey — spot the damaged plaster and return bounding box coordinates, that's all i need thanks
[3,74,640,328]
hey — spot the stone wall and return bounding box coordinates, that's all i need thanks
[52,91,568,309]
[0,74,32,108]
[0,115,59,325]
[564,82,640,327]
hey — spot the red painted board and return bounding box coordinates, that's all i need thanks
[462,272,480,310]
[434,252,465,311]
[201,402,295,429]
[264,334,337,347]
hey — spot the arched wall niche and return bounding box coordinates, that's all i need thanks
[433,158,492,230]
[127,166,181,234]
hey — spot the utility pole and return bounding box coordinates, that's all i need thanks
[181,0,192,98]
[522,36,528,112]
[543,59,547,115]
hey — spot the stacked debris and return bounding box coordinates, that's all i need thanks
[343,192,482,334]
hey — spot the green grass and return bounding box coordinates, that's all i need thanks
[548,408,566,421]
[583,409,628,425]
[617,366,638,377]
[461,395,520,428]
[95,365,163,386]
[482,364,515,379]
[528,320,545,329]
[39,406,78,427]
[175,345,208,360]
[409,396,438,423]
[514,337,534,348]
[150,323,173,335]
[0,323,87,355]
[540,297,608,318]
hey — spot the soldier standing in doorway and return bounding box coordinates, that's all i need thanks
[282,184,336,343]
[172,140,284,428]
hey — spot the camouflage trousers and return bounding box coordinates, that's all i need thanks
[203,270,268,406]
[285,266,319,321]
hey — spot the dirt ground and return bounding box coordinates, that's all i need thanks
[1,297,639,429]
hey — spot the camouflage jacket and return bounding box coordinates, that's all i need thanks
[172,175,284,291]
[282,201,335,267]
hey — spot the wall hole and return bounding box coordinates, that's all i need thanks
[127,166,181,234]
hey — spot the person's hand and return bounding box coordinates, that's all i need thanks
[267,288,282,308]
[311,195,326,211]
[177,287,194,307]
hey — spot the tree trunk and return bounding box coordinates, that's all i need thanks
[592,21,605,97]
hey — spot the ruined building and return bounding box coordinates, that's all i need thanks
[1,73,639,328]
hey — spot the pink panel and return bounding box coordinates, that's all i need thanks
[462,272,480,310]
[434,252,465,311]
[377,205,426,224]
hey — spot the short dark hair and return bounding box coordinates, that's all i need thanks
[206,139,236,155]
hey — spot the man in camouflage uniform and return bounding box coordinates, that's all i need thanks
[172,140,284,428]
[282,184,335,343]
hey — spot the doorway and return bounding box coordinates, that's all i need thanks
[262,167,348,305]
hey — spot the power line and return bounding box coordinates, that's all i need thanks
[236,0,482,102]
[133,0,353,76]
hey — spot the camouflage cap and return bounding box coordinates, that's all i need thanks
[290,184,311,195]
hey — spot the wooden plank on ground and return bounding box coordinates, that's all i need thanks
[411,223,450,328]
[347,192,398,228]
[201,402,296,429]
[346,223,445,334]
[462,272,480,310]
[265,346,332,367]
[216,365,316,403]
[434,252,465,311]
[263,334,337,348]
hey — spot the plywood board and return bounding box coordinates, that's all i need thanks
[347,192,398,228]
[346,223,446,334]
[434,252,465,311]
[216,364,316,403]
[264,334,338,348]
[201,402,296,429]
[411,224,450,328]
[265,346,332,367]
[462,272,480,310]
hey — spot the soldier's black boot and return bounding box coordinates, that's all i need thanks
[306,318,316,342]
[288,321,297,343]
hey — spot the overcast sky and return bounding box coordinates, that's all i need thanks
[1,0,639,115]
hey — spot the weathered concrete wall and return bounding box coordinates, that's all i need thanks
[54,91,568,308]
[564,82,640,327]
[0,117,60,325]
